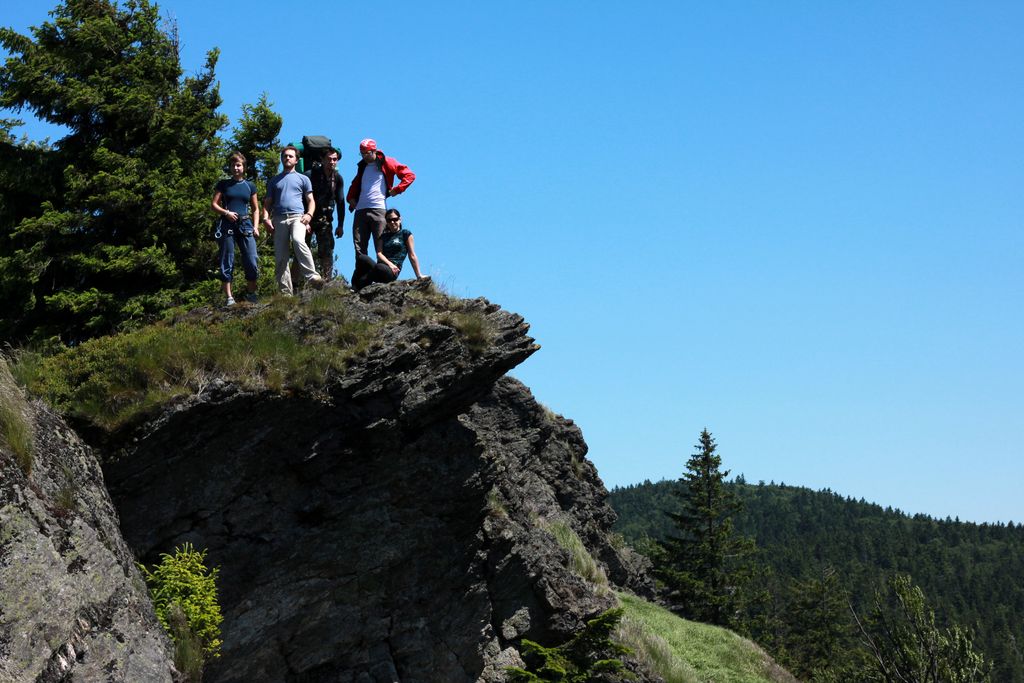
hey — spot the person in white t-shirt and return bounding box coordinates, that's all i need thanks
[345,138,416,278]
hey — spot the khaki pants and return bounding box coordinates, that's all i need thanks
[273,214,319,295]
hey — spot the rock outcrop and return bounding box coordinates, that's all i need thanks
[0,368,176,682]
[4,280,651,682]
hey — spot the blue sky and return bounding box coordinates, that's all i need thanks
[4,2,1022,523]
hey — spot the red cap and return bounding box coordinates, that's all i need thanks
[359,138,377,153]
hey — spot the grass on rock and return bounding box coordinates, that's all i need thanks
[615,592,796,683]
[0,358,35,474]
[13,289,378,432]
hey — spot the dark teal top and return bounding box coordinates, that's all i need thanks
[381,228,412,271]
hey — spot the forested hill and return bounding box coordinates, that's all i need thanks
[609,479,1024,681]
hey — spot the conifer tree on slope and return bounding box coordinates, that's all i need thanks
[657,428,754,627]
[0,0,227,344]
[228,92,282,196]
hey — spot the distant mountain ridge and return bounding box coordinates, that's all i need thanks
[609,478,1024,681]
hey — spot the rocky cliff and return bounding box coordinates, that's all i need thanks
[0,366,176,682]
[2,280,651,682]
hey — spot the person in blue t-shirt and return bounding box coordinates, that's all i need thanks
[262,145,323,295]
[352,208,424,291]
[211,152,260,306]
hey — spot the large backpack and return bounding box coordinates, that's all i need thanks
[299,135,335,172]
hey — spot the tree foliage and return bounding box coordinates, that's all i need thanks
[228,92,282,194]
[506,608,634,683]
[139,542,223,660]
[0,0,227,344]
[611,480,1023,681]
[784,566,853,679]
[851,574,992,683]
[656,429,755,628]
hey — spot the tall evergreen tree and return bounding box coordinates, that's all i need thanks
[228,92,282,195]
[657,429,755,627]
[0,0,227,344]
[784,565,852,679]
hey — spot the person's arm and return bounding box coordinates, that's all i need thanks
[212,189,239,223]
[405,233,423,279]
[249,188,260,238]
[376,247,399,276]
[388,159,416,196]
[262,195,274,233]
[334,172,345,237]
[302,191,315,230]
[346,172,358,211]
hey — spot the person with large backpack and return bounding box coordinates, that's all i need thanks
[303,146,345,280]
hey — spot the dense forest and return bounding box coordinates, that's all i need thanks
[610,479,1024,681]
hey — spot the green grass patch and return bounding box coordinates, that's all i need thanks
[543,518,609,588]
[15,289,380,431]
[438,311,493,355]
[0,358,35,475]
[615,592,795,683]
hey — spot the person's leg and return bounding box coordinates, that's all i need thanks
[365,209,386,257]
[352,252,376,291]
[272,215,293,295]
[218,232,236,304]
[236,229,259,302]
[368,261,398,285]
[352,209,371,256]
[288,215,322,286]
[316,220,335,280]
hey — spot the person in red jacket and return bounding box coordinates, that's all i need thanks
[346,138,415,263]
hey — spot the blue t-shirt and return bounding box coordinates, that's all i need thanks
[267,171,313,215]
[381,228,412,271]
[215,179,256,218]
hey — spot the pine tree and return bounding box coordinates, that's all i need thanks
[784,565,852,679]
[228,92,283,194]
[657,428,755,627]
[0,0,227,344]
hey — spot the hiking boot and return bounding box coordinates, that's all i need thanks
[225,296,236,307]
[308,275,325,290]
[244,292,258,304]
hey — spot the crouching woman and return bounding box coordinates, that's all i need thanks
[353,208,423,290]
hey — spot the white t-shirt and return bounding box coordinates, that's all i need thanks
[355,163,387,210]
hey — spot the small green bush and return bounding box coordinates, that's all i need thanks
[507,608,634,682]
[140,543,223,668]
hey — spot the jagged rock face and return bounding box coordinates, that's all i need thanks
[102,281,651,682]
[0,392,175,681]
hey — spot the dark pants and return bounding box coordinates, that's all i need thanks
[352,208,385,257]
[305,215,336,279]
[352,252,397,291]
[216,219,258,283]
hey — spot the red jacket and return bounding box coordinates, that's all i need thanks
[346,151,415,211]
